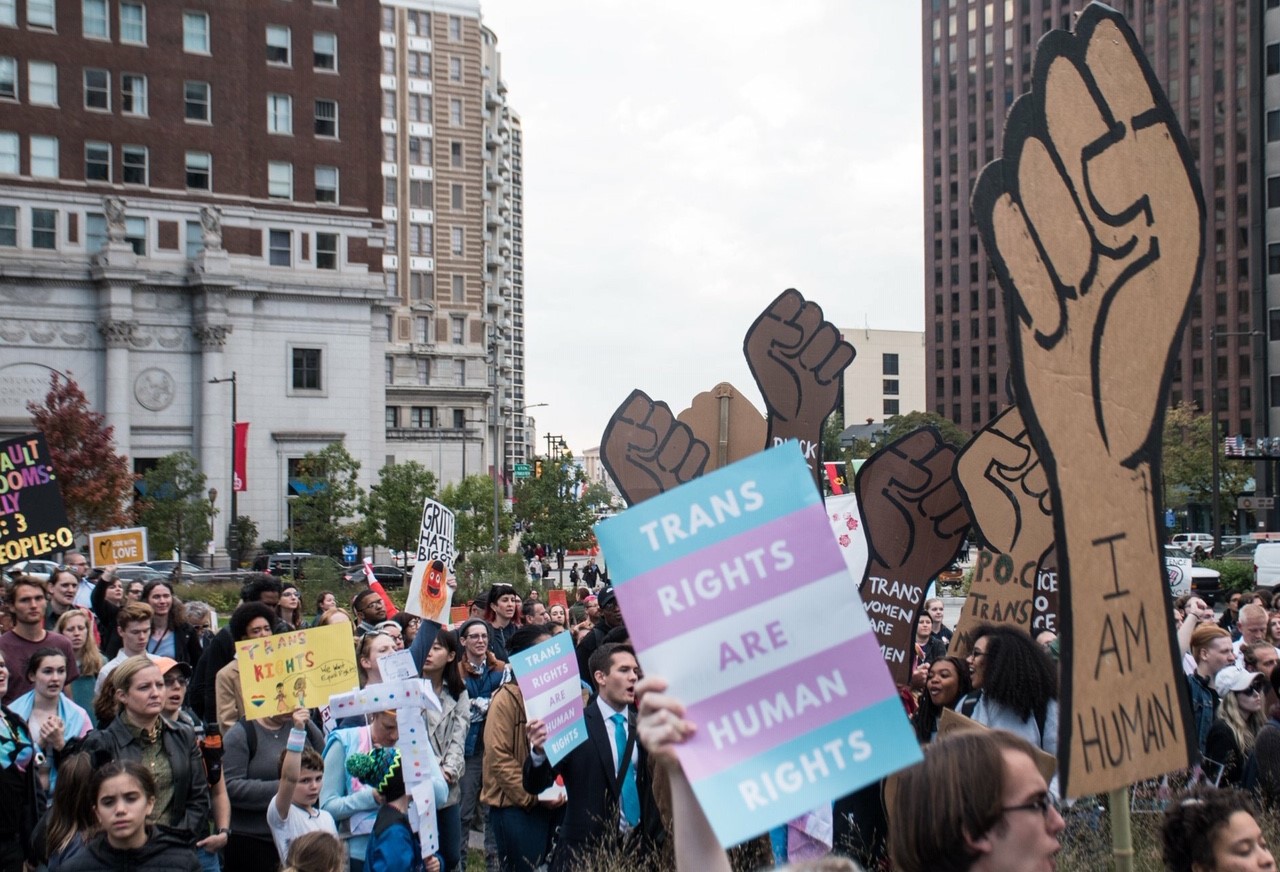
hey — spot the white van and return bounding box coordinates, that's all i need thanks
[1255,542,1280,589]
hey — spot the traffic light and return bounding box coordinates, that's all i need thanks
[535,460,543,478]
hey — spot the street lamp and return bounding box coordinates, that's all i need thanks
[1209,329,1262,556]
[208,371,237,569]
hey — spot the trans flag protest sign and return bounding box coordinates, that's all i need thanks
[595,442,921,847]
[511,631,587,765]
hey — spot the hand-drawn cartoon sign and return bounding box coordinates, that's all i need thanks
[744,290,855,481]
[949,407,1054,656]
[855,428,969,684]
[676,382,766,474]
[0,433,72,563]
[971,3,1200,796]
[600,389,710,507]
[236,623,358,721]
[406,498,456,622]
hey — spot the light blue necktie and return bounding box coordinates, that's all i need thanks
[611,712,640,827]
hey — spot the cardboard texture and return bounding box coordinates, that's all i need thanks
[949,407,1054,656]
[938,708,1058,785]
[971,3,1200,795]
[854,428,969,684]
[406,498,457,622]
[600,389,710,507]
[676,382,767,473]
[743,289,855,481]
[0,433,71,562]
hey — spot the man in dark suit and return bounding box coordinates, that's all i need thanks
[524,643,664,872]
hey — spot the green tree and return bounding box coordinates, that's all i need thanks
[881,410,971,447]
[228,515,258,568]
[135,452,214,566]
[366,461,438,559]
[1161,402,1253,524]
[441,474,513,560]
[581,481,617,514]
[27,372,134,534]
[290,442,364,557]
[513,453,595,557]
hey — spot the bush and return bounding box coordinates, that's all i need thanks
[1201,558,1254,593]
[455,552,529,603]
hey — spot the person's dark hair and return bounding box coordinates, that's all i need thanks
[888,729,1041,872]
[229,602,277,642]
[7,576,48,605]
[315,591,335,612]
[392,611,418,635]
[1162,787,1263,871]
[91,759,157,804]
[241,574,283,602]
[25,646,68,682]
[44,751,96,859]
[428,630,465,700]
[588,643,635,684]
[520,601,542,620]
[910,655,973,743]
[1252,589,1274,609]
[351,588,379,615]
[971,624,1057,723]
[277,745,324,776]
[602,625,630,645]
[283,831,345,872]
[508,625,552,656]
[141,579,186,631]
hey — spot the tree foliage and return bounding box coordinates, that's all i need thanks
[1161,402,1253,520]
[512,454,595,555]
[441,474,513,560]
[27,372,134,534]
[135,452,213,564]
[882,411,971,447]
[228,515,258,568]
[366,461,438,559]
[290,442,364,557]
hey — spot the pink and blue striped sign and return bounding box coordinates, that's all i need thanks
[595,442,921,847]
[511,630,587,765]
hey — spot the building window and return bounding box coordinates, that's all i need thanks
[410,272,432,302]
[123,216,145,254]
[120,73,145,115]
[454,362,466,387]
[119,144,145,184]
[1269,110,1280,143]
[408,137,429,165]
[266,25,290,65]
[84,68,109,110]
[316,232,337,269]
[386,407,398,429]
[408,224,431,256]
[27,0,54,28]
[449,56,461,81]
[31,208,56,249]
[416,316,429,343]
[185,150,210,190]
[84,141,110,181]
[184,81,210,122]
[451,183,463,210]
[453,408,465,428]
[407,93,429,122]
[119,1,144,43]
[450,141,462,167]
[29,61,57,106]
[883,379,899,396]
[411,407,433,429]
[882,353,899,376]
[314,165,337,203]
[0,132,16,174]
[382,133,396,161]
[1270,243,1280,276]
[884,399,900,417]
[448,15,460,40]
[83,0,107,37]
[409,179,431,207]
[451,274,464,302]
[407,50,428,76]
[269,230,292,267]
[1269,43,1280,77]
[417,360,429,385]
[314,98,337,137]
[184,220,201,258]
[0,57,14,100]
[291,347,321,390]
[450,226,463,255]
[449,98,462,126]
[0,206,14,246]
[183,11,209,53]
[268,161,292,199]
[451,316,464,344]
[313,32,336,70]
[385,356,394,384]
[30,135,58,178]
[267,94,292,134]
[0,0,11,26]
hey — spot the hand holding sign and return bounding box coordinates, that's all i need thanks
[601,389,710,507]
[744,290,855,478]
[855,428,969,684]
[971,5,1199,795]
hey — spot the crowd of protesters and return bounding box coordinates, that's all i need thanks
[0,551,1275,872]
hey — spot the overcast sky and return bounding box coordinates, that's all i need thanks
[482,0,925,457]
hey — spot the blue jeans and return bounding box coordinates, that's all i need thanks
[197,847,221,872]
[437,802,462,872]
[488,805,553,872]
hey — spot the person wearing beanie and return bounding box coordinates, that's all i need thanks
[344,749,442,872]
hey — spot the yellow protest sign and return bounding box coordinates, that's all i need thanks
[89,527,148,568]
[236,623,358,720]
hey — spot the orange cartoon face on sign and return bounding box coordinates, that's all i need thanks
[419,559,448,618]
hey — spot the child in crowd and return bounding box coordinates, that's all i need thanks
[282,831,346,872]
[345,747,442,872]
[269,707,338,863]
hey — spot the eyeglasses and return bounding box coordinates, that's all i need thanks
[968,650,987,660]
[464,633,488,641]
[1002,793,1057,820]
[164,675,188,688]
[1236,684,1266,696]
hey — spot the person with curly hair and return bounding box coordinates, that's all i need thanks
[1161,787,1274,871]
[911,655,972,743]
[960,625,1058,756]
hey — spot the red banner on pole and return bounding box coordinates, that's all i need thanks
[233,422,249,491]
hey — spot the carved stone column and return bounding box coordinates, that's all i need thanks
[98,319,137,456]
[194,323,232,568]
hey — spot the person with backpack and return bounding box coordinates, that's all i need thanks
[960,625,1058,758]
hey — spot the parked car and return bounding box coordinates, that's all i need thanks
[251,552,313,577]
[1254,542,1280,589]
[113,565,168,583]
[1222,541,1260,562]
[145,560,207,577]
[5,559,60,581]
[297,556,347,581]
[1164,545,1222,603]
[343,564,407,589]
[1171,533,1215,558]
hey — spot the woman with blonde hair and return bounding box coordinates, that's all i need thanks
[282,831,345,872]
[56,610,103,726]
[1207,665,1268,786]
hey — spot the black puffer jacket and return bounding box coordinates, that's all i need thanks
[59,826,201,872]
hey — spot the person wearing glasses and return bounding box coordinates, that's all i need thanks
[1207,665,1267,787]
[61,553,93,609]
[959,625,1058,759]
[455,618,507,869]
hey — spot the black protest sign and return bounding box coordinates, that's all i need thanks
[0,433,73,562]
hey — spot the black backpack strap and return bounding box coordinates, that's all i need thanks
[238,717,256,757]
